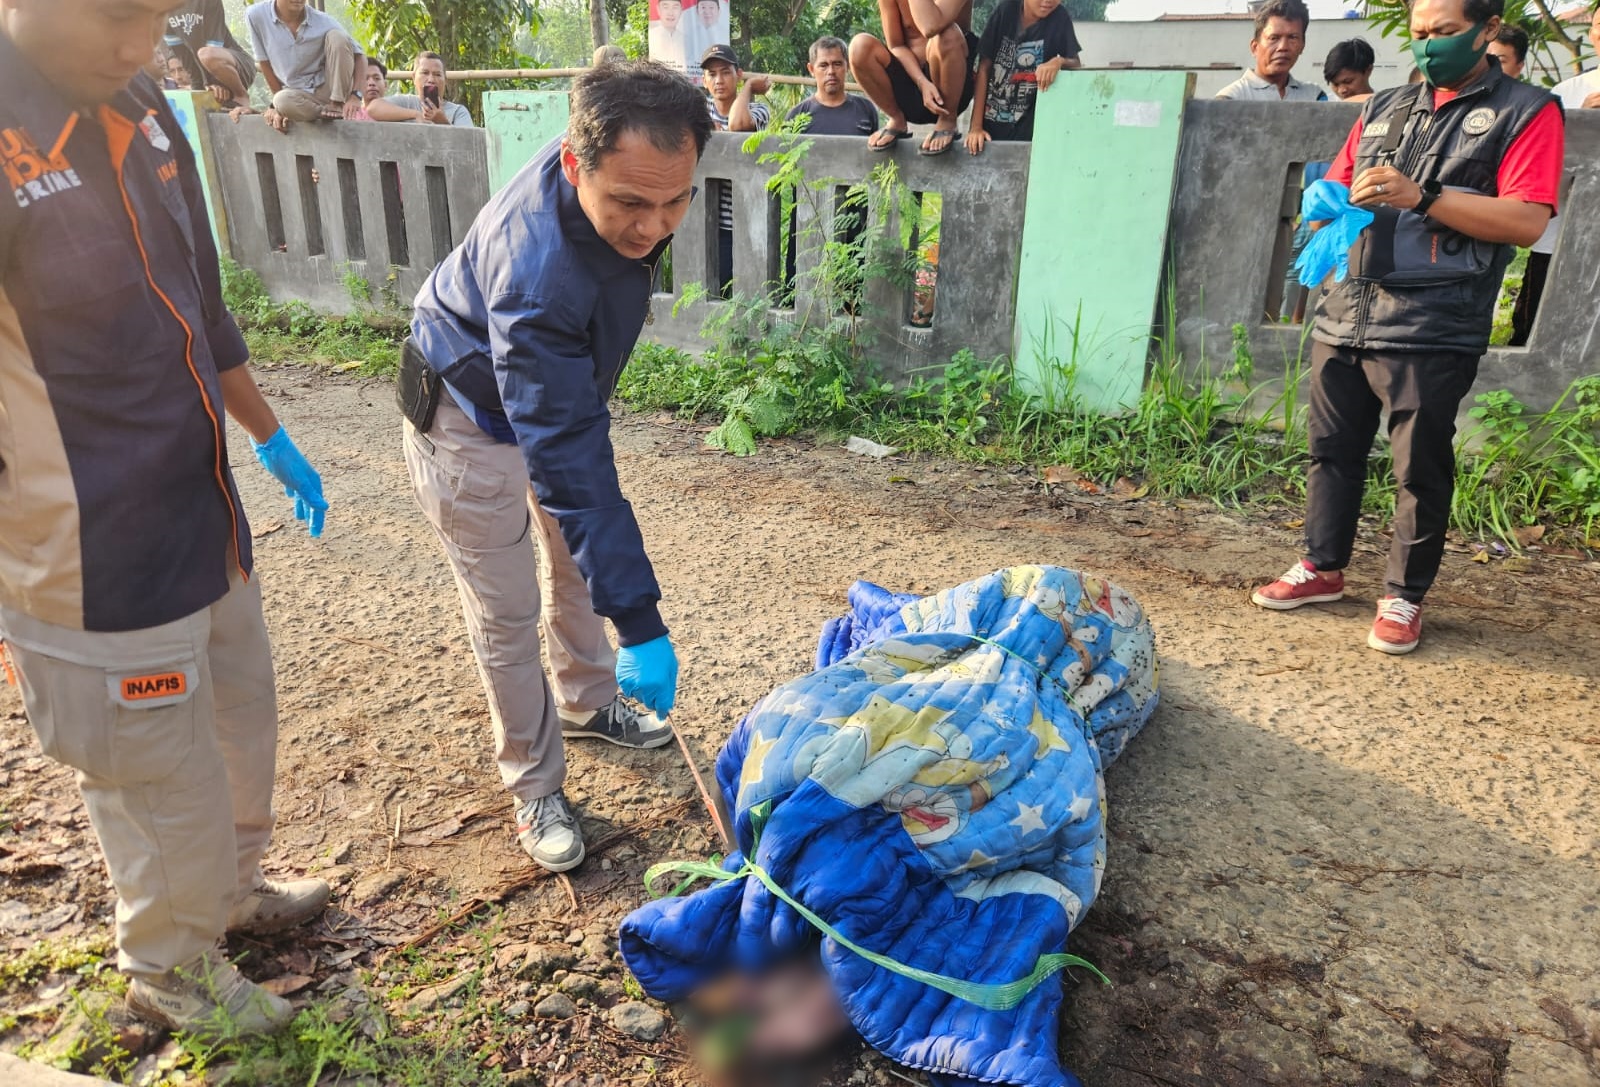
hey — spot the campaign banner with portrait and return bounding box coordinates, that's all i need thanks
[649,0,730,84]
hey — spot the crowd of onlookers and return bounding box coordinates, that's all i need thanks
[152,0,477,132]
[159,0,1595,332]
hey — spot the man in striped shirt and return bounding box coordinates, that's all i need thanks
[701,44,769,297]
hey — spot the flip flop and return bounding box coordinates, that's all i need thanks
[919,129,959,156]
[870,127,913,152]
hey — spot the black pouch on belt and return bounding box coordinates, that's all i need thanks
[396,337,442,433]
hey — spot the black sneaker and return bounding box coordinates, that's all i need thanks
[560,697,672,750]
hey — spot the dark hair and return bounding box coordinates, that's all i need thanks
[368,58,388,78]
[1494,24,1528,63]
[1323,38,1374,82]
[568,61,713,172]
[1252,0,1310,40]
[414,50,445,73]
[1462,0,1503,23]
[809,35,847,63]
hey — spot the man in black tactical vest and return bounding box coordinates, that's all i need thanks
[1251,0,1564,655]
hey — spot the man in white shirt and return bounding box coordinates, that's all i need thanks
[1509,7,1598,346]
[367,51,475,127]
[1214,0,1327,101]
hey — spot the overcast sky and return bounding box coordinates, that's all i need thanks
[1105,0,1362,18]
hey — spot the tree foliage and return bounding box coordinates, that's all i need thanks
[1364,0,1597,82]
[346,0,539,71]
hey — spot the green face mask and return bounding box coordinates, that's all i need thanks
[1410,22,1489,87]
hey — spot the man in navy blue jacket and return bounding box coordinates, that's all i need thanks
[406,62,712,872]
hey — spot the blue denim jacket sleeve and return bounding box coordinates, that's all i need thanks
[485,288,667,647]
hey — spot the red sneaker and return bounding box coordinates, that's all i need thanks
[1368,597,1422,655]
[1251,560,1345,610]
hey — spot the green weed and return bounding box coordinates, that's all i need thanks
[222,257,405,378]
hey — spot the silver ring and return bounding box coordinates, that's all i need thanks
[1376,183,1386,194]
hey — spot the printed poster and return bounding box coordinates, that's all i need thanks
[649,0,730,85]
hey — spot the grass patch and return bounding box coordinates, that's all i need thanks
[617,336,1600,548]
[223,259,405,378]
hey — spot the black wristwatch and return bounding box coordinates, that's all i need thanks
[1414,179,1442,218]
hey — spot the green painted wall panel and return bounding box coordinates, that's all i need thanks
[1012,70,1193,413]
[484,91,570,194]
[163,90,226,251]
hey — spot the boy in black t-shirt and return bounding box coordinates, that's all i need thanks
[965,0,1081,154]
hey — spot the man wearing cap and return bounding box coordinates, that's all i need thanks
[1,0,332,1038]
[702,44,769,298]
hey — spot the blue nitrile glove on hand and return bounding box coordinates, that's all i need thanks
[1295,179,1375,288]
[616,635,679,717]
[251,427,328,537]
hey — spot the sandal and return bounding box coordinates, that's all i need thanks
[919,128,959,156]
[870,127,913,152]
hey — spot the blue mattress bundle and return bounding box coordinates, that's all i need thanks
[621,566,1159,1085]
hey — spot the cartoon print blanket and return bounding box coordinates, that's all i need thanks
[619,566,1159,1086]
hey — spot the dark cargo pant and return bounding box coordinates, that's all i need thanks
[1304,340,1480,603]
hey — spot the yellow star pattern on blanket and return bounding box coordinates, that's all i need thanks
[1027,707,1072,759]
[739,732,781,800]
[822,694,959,760]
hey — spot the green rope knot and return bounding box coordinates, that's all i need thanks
[643,803,1110,1012]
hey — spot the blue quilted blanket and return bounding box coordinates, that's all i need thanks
[620,566,1159,1086]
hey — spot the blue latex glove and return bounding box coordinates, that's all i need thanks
[616,635,679,716]
[1294,179,1375,288]
[251,427,328,537]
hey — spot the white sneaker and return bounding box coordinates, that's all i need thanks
[125,949,294,1037]
[227,877,332,935]
[515,792,586,873]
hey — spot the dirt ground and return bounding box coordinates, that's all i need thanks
[3,368,1598,1087]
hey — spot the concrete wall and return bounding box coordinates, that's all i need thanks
[205,113,488,312]
[647,132,1031,384]
[196,98,1599,411]
[1075,18,1415,98]
[1165,101,1600,410]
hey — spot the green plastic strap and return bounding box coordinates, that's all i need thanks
[643,854,1109,1012]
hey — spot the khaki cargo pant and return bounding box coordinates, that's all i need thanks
[403,396,617,803]
[270,30,358,122]
[0,575,278,977]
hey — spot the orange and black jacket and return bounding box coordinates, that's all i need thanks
[0,38,253,633]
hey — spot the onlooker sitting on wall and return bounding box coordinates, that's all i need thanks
[787,36,880,136]
[593,44,627,66]
[1510,7,1599,346]
[703,44,770,299]
[368,51,475,127]
[244,0,367,132]
[965,0,1081,155]
[164,0,257,106]
[1323,38,1374,101]
[1487,25,1527,79]
[1215,0,1326,101]
[850,0,978,155]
